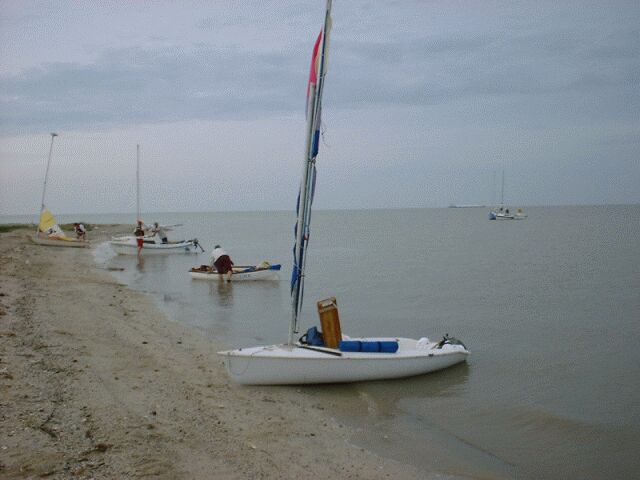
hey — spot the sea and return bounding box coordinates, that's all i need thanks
[4,205,639,479]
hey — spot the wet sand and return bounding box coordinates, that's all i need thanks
[0,226,429,479]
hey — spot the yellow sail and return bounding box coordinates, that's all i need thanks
[38,208,69,238]
[38,208,58,232]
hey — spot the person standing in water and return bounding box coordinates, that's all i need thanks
[134,221,145,257]
[210,245,234,282]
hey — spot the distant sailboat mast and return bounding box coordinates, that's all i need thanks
[38,132,58,234]
[500,169,505,209]
[290,0,332,346]
[491,170,497,206]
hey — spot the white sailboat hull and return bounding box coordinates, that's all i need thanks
[489,211,514,220]
[218,338,468,385]
[30,235,89,248]
[189,264,281,281]
[109,238,198,255]
[489,211,527,220]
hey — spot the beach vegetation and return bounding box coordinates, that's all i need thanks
[0,224,35,233]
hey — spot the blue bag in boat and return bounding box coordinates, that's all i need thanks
[304,326,324,346]
[339,340,399,353]
[379,341,399,353]
[360,341,380,352]
[338,340,361,352]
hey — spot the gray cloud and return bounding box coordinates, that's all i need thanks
[1,4,638,136]
[0,45,307,134]
[327,24,640,108]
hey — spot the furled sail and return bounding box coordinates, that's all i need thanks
[290,0,332,345]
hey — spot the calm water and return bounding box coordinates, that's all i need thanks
[7,206,639,478]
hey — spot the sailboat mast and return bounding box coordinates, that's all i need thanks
[38,132,58,233]
[500,169,505,208]
[289,0,332,346]
[136,144,141,222]
[491,170,497,206]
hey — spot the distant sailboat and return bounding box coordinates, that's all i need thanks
[31,133,88,248]
[218,1,468,385]
[489,170,526,220]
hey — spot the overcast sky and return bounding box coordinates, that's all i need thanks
[1,0,638,215]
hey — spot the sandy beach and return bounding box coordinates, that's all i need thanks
[0,226,427,479]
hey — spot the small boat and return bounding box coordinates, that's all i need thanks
[218,1,468,385]
[189,263,281,281]
[31,208,88,247]
[489,209,515,220]
[31,237,88,247]
[108,145,202,255]
[489,170,526,220]
[221,337,467,385]
[31,229,89,248]
[32,134,89,248]
[31,235,88,248]
[110,236,201,255]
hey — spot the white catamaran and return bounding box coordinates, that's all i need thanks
[31,133,89,248]
[218,1,469,385]
[109,145,202,255]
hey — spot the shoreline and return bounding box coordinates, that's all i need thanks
[0,226,429,479]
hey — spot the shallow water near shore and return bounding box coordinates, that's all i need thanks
[8,205,639,478]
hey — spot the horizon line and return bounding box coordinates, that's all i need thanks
[1,202,639,219]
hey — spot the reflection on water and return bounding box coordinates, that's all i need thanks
[301,364,504,478]
[308,362,471,414]
[298,363,516,479]
[211,280,234,307]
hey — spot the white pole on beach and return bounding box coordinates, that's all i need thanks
[38,132,58,233]
[136,144,141,223]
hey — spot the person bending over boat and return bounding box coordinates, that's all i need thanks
[73,223,86,240]
[211,245,234,282]
[151,222,168,244]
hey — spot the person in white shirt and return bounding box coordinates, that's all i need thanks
[151,222,168,244]
[210,245,234,282]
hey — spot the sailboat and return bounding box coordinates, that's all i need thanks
[489,170,526,220]
[218,1,469,385]
[109,145,202,255]
[31,133,89,248]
